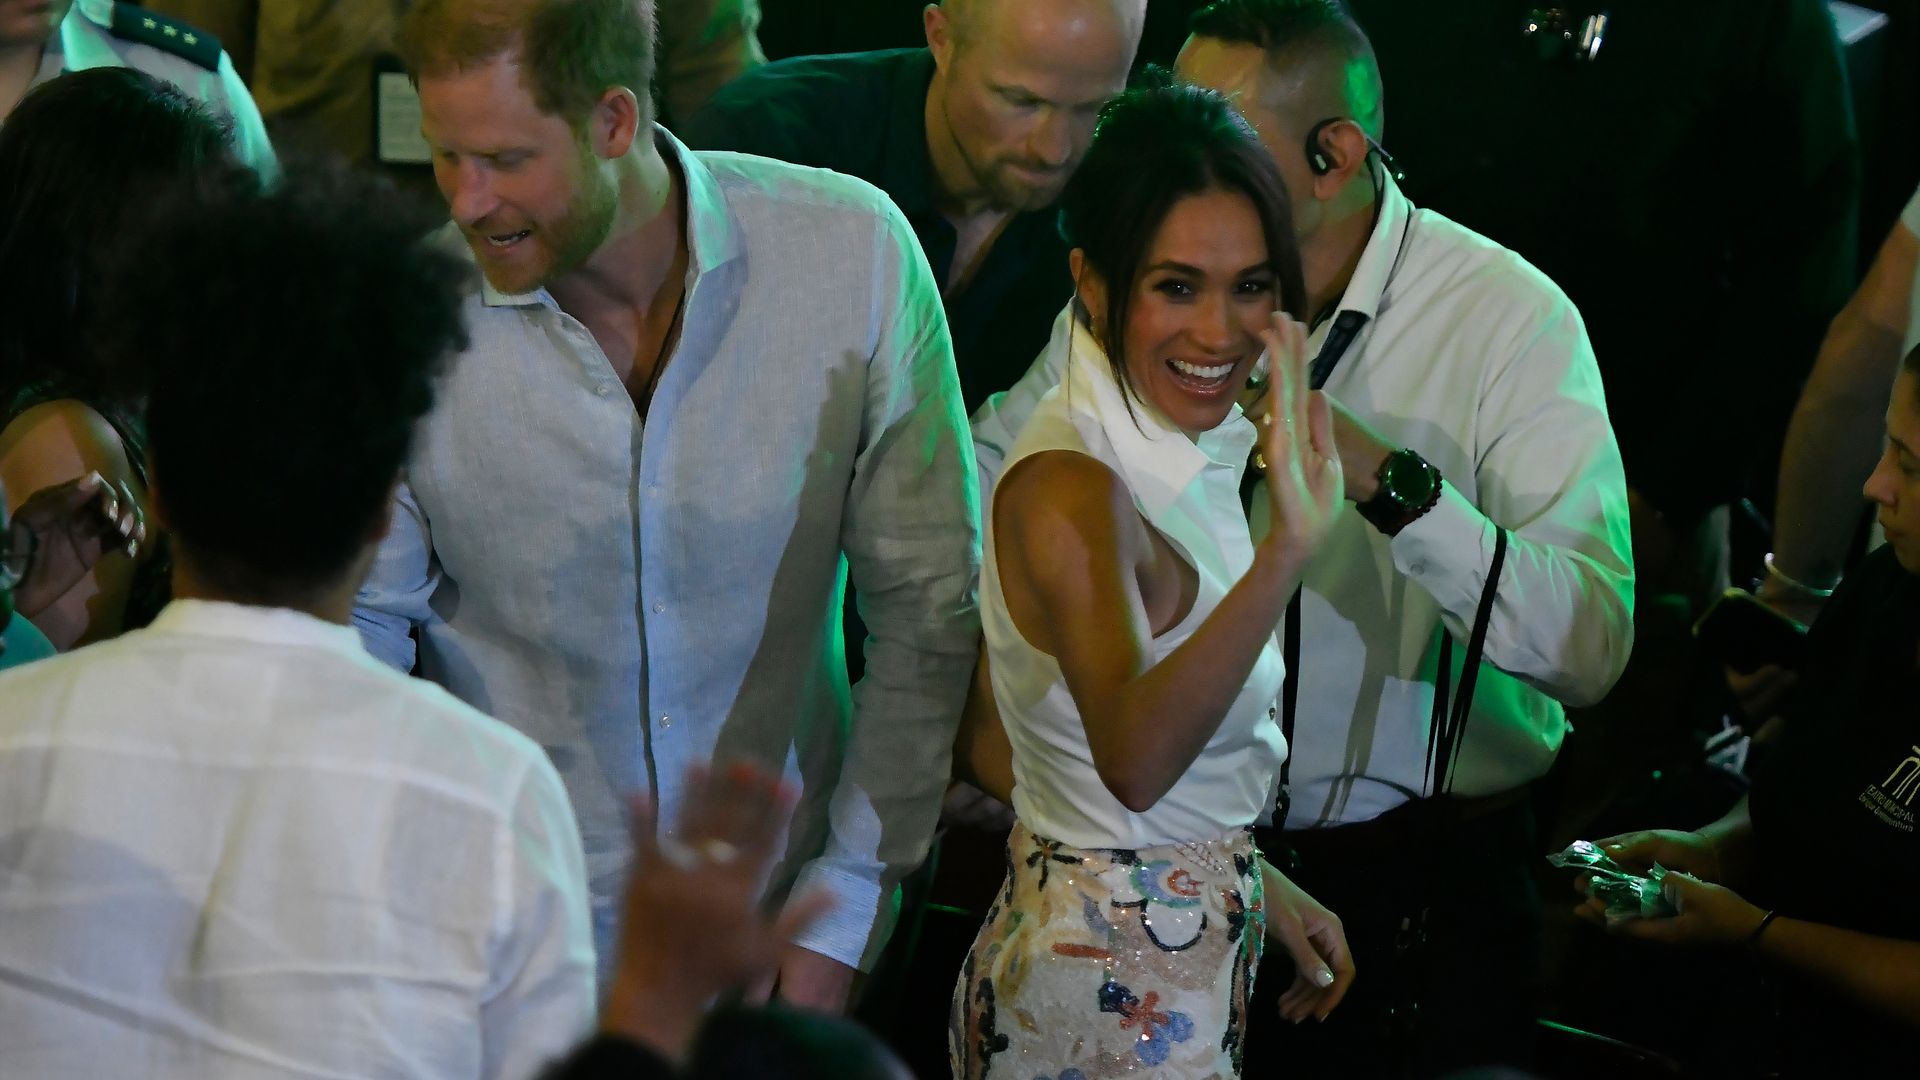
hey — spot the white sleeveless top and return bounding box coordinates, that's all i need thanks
[983,317,1288,850]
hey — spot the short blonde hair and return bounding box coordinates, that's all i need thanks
[397,0,657,125]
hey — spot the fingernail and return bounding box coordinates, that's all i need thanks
[1314,966,1334,987]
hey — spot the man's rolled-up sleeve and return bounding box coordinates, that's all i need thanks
[1392,297,1635,707]
[353,476,439,673]
[787,200,982,971]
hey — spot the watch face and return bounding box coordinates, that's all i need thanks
[1382,450,1436,508]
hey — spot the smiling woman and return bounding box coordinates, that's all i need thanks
[1057,76,1304,436]
[949,83,1352,1079]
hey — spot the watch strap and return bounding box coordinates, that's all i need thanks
[1358,450,1442,537]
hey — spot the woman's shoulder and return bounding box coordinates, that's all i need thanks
[995,449,1143,556]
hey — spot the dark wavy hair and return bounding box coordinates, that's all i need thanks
[0,68,234,410]
[1057,79,1308,408]
[94,162,472,602]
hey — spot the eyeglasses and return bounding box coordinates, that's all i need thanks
[0,517,34,593]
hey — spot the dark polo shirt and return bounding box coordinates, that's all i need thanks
[680,47,1073,414]
[1748,544,1920,1071]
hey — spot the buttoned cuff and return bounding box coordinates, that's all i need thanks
[786,861,896,973]
[1389,483,1496,616]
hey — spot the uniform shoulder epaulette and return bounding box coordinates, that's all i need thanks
[108,3,223,72]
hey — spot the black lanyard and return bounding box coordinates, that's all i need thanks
[1257,208,1498,826]
[1276,528,1507,826]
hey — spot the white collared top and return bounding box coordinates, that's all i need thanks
[0,600,593,1080]
[29,0,277,178]
[977,173,1634,828]
[982,320,1287,850]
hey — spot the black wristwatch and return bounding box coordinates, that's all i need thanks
[1356,448,1443,537]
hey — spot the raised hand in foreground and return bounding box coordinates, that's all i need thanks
[600,763,835,1064]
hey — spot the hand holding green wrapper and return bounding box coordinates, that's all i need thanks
[1548,841,1679,921]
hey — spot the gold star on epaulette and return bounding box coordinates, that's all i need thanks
[163,26,178,37]
[142,17,157,29]
[183,33,197,45]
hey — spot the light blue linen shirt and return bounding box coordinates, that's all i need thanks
[354,128,981,973]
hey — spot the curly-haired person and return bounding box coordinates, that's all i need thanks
[0,163,597,1080]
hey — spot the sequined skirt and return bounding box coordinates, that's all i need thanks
[949,821,1265,1079]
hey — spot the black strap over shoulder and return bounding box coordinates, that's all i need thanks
[109,3,224,72]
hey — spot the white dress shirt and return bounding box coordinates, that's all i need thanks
[31,0,277,178]
[976,174,1634,828]
[356,128,980,974]
[0,600,594,1080]
[983,322,1287,850]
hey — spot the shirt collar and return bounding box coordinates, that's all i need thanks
[877,49,939,217]
[1055,309,1258,519]
[147,599,369,659]
[1323,170,1414,326]
[38,3,104,84]
[479,124,745,310]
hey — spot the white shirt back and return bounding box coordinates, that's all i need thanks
[0,600,594,1080]
[983,323,1287,850]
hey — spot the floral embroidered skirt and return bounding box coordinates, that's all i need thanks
[949,821,1265,1079]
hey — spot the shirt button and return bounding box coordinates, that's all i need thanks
[596,385,612,397]
[1410,561,1429,575]
[659,714,671,729]
[652,602,665,614]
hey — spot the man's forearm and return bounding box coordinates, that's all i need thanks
[1770,317,1902,589]
[1394,487,1634,706]
[1757,917,1920,1029]
[1696,795,1757,891]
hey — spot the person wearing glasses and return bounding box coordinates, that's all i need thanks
[0,472,143,670]
[0,68,235,650]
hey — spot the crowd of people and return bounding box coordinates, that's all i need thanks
[0,0,1913,1077]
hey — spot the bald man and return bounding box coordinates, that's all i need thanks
[681,0,1145,412]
